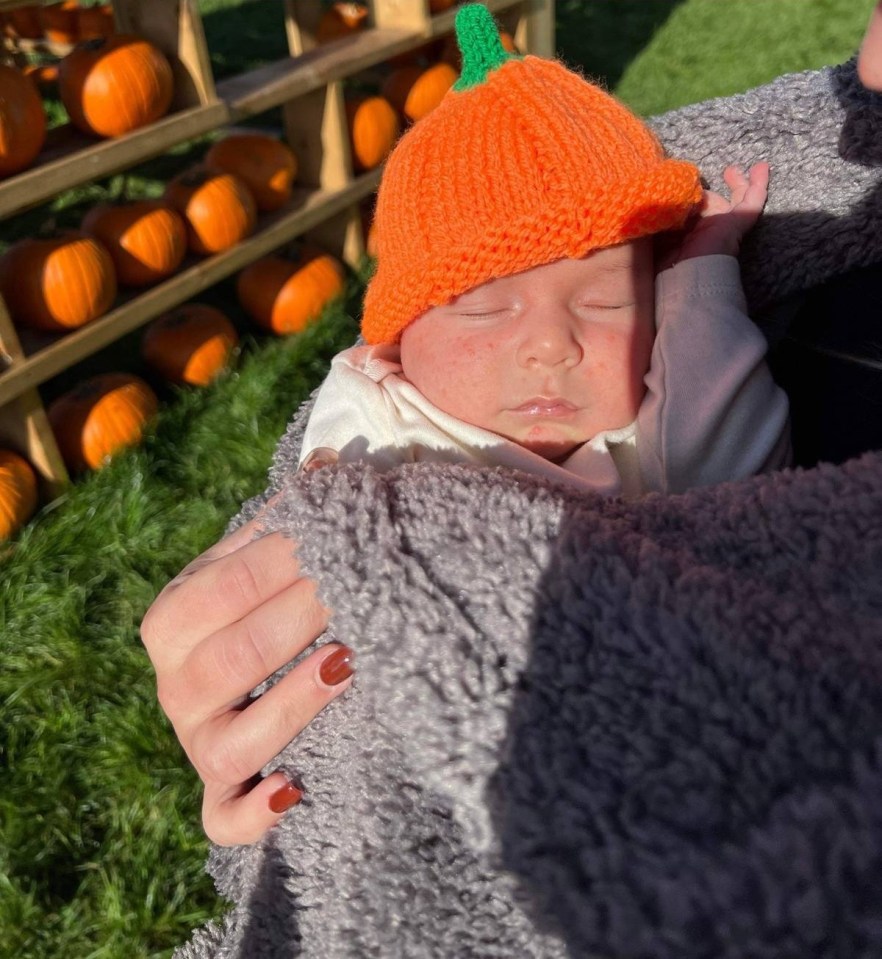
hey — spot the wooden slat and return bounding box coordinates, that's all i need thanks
[113,0,217,108]
[424,0,525,37]
[0,169,382,406]
[282,0,362,264]
[0,102,227,221]
[283,84,358,261]
[372,0,431,33]
[0,0,53,8]
[0,389,69,493]
[514,0,555,58]
[0,294,69,489]
[283,81,353,190]
[284,0,323,56]
[306,206,366,270]
[0,293,25,367]
[217,26,417,119]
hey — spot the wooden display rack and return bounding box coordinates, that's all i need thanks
[0,0,554,496]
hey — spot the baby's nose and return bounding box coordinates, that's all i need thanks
[516,317,583,369]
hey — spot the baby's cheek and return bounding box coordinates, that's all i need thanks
[434,336,501,414]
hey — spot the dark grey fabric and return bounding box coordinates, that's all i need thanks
[177,61,882,958]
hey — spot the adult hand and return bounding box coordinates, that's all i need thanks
[140,498,353,846]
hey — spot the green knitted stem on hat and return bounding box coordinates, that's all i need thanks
[452,4,520,91]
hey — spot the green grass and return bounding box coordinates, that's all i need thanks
[555,0,873,115]
[0,294,360,959]
[0,1,872,956]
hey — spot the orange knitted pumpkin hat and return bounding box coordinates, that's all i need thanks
[361,3,703,345]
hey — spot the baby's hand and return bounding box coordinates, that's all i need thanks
[661,162,769,266]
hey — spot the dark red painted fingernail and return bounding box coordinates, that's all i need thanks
[269,781,303,814]
[319,645,355,686]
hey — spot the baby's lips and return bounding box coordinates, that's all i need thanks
[299,447,339,473]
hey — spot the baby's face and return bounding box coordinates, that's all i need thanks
[399,239,656,462]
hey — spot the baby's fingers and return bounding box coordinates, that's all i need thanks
[724,162,769,213]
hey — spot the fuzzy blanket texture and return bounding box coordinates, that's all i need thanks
[177,61,882,958]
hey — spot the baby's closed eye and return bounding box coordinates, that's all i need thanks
[577,300,636,313]
[458,308,513,318]
[448,297,516,319]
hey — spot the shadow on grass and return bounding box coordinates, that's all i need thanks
[200,0,292,81]
[556,0,683,88]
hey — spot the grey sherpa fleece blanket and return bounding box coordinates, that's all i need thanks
[177,61,882,959]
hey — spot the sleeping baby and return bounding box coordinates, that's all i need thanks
[299,3,790,497]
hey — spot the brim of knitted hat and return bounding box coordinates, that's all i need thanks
[362,156,702,345]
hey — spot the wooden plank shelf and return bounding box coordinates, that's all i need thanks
[0,0,58,9]
[216,26,418,119]
[0,166,382,406]
[0,103,228,220]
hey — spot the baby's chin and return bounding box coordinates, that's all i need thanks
[523,438,585,463]
[493,427,585,463]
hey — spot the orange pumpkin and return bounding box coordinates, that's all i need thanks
[3,6,42,39]
[141,303,238,386]
[0,65,47,178]
[39,1,79,44]
[204,134,297,212]
[345,95,400,171]
[163,165,257,255]
[59,34,174,138]
[81,200,187,286]
[316,2,369,44]
[0,450,38,540]
[381,62,458,123]
[0,231,117,331]
[77,4,115,40]
[237,249,345,335]
[48,372,158,473]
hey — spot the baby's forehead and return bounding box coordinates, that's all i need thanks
[455,243,648,298]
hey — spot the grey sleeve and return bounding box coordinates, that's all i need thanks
[637,255,791,494]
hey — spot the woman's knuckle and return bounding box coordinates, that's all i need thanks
[221,555,264,611]
[199,734,250,785]
[276,668,325,728]
[235,617,275,678]
[184,622,269,699]
[139,601,169,654]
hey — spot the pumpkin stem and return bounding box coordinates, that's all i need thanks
[452,4,519,92]
[180,167,211,187]
[164,309,190,328]
[78,36,108,52]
